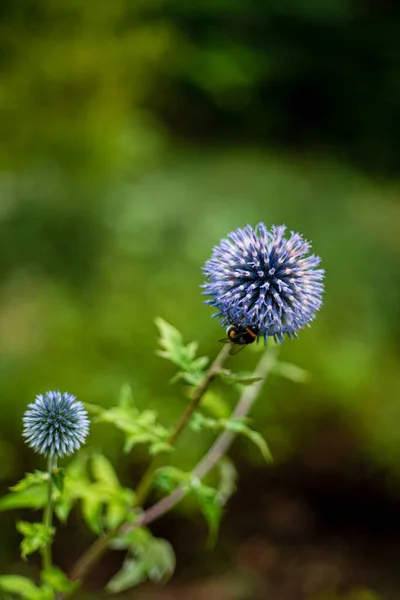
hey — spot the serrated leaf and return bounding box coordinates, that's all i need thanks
[0,486,47,511]
[155,318,209,385]
[145,538,175,581]
[107,557,145,593]
[91,454,120,489]
[87,395,172,457]
[17,521,55,558]
[149,442,173,456]
[56,452,135,533]
[0,575,42,600]
[41,567,76,594]
[154,467,222,544]
[191,414,273,463]
[10,471,48,492]
[190,412,219,433]
[107,529,175,593]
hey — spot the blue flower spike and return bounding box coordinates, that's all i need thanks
[23,391,90,458]
[203,223,325,343]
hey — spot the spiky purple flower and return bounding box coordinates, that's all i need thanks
[23,391,89,457]
[203,223,324,342]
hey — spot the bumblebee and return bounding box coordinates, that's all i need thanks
[219,319,259,355]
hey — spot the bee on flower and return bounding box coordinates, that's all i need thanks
[203,223,325,347]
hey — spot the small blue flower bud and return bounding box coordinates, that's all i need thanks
[23,391,89,457]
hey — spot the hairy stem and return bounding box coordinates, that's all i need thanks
[67,344,276,588]
[134,343,231,505]
[42,454,57,571]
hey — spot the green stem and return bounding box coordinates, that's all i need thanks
[66,345,276,592]
[132,344,277,530]
[134,343,231,506]
[42,454,57,571]
[66,344,231,589]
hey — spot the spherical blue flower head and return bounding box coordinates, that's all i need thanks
[203,223,325,343]
[23,391,90,458]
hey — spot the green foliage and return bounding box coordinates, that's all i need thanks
[41,567,77,595]
[154,466,222,544]
[0,472,48,512]
[0,575,48,600]
[107,528,175,593]
[219,369,264,387]
[50,468,66,494]
[55,453,135,533]
[200,390,230,419]
[85,384,172,455]
[0,568,75,600]
[0,575,53,600]
[155,317,209,385]
[190,413,273,462]
[17,521,55,559]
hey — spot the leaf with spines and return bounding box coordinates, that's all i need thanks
[17,521,55,559]
[41,567,77,595]
[55,452,136,533]
[0,471,48,512]
[0,575,52,600]
[155,318,209,385]
[153,466,222,544]
[85,385,172,456]
[107,528,175,593]
[10,471,48,492]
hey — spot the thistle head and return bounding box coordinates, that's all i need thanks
[23,391,90,458]
[203,223,325,343]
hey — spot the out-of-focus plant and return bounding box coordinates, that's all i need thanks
[0,222,323,599]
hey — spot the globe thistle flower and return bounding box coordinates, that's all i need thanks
[23,391,89,458]
[203,223,324,343]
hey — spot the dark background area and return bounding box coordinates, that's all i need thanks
[0,1,400,598]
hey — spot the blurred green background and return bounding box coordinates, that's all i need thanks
[1,0,400,598]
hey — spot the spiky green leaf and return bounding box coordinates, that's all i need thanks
[41,567,77,594]
[0,576,46,600]
[107,528,175,593]
[17,521,55,559]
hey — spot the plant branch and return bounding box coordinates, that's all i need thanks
[133,344,277,529]
[68,343,231,586]
[134,343,231,505]
[42,454,57,571]
[67,344,276,588]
